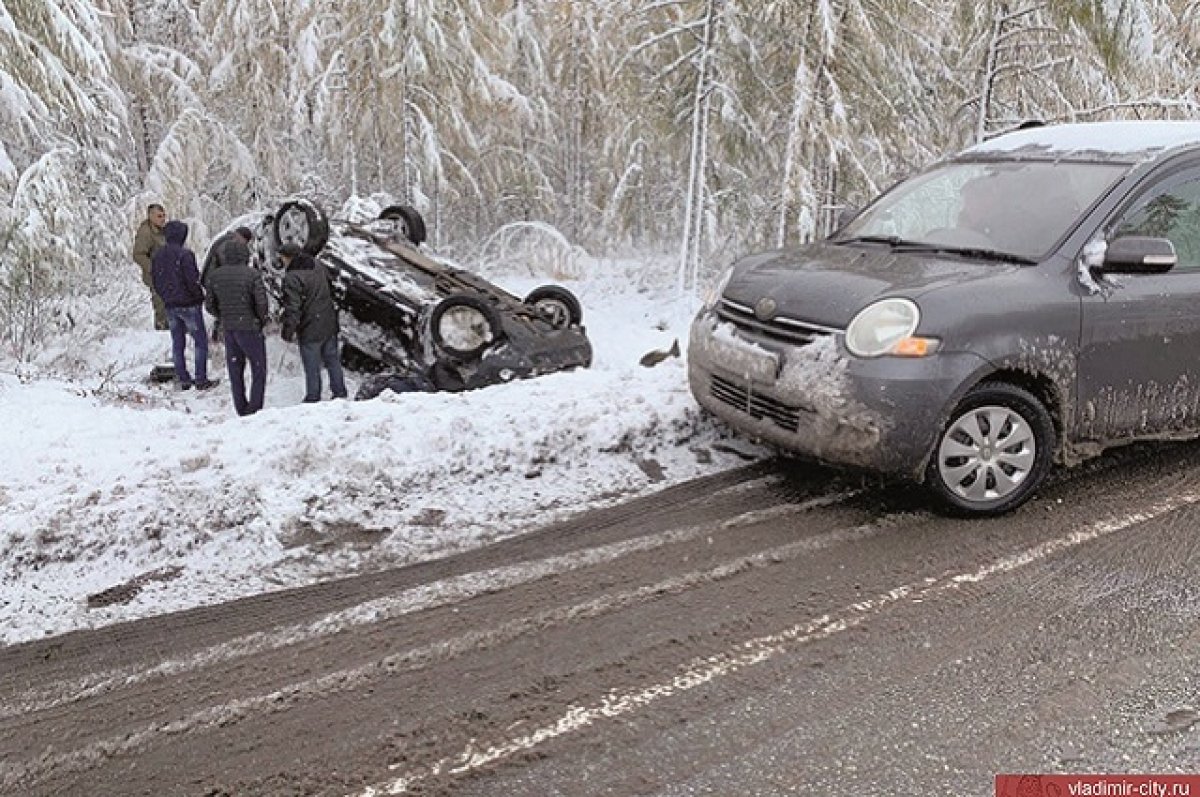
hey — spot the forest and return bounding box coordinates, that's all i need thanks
[1,0,1197,363]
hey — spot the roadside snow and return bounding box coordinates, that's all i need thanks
[0,264,761,644]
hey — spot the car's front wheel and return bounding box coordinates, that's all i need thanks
[272,199,330,254]
[926,382,1055,516]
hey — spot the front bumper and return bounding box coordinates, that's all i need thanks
[687,309,989,479]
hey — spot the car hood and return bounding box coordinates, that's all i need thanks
[722,243,1020,328]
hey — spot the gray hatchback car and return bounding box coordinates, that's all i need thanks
[689,121,1200,515]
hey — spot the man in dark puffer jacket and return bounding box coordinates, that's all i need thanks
[205,239,270,415]
[201,226,255,344]
[279,243,348,402]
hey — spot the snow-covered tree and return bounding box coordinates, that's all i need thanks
[6,0,1200,366]
[0,0,134,359]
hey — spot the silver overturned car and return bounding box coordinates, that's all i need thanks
[689,120,1200,515]
[242,199,592,398]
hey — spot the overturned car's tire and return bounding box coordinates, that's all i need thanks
[379,205,427,246]
[925,382,1055,517]
[524,285,583,329]
[429,294,504,360]
[273,199,330,255]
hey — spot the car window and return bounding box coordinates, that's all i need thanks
[837,161,1127,260]
[1112,171,1200,270]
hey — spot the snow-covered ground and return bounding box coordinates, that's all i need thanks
[0,263,762,645]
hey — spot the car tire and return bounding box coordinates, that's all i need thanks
[273,199,330,254]
[524,285,583,329]
[379,205,427,246]
[925,382,1055,516]
[429,294,504,359]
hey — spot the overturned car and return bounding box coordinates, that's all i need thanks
[235,199,592,398]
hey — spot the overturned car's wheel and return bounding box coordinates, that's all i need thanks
[379,205,427,246]
[429,294,504,359]
[273,199,330,254]
[524,285,582,329]
[926,382,1055,517]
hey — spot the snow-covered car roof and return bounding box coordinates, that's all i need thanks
[963,121,1200,162]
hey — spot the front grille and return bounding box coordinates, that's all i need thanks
[711,375,803,433]
[716,299,840,347]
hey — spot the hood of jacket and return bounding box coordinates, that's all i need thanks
[222,238,251,268]
[286,252,317,271]
[164,220,189,246]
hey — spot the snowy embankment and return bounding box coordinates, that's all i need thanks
[0,267,761,644]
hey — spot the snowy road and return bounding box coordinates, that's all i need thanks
[2,445,1199,796]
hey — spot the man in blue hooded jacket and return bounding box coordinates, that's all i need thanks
[152,220,215,390]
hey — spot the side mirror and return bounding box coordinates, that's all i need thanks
[1102,236,1177,274]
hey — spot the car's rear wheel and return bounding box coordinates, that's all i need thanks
[926,382,1055,516]
[429,294,503,359]
[524,285,583,329]
[379,205,427,246]
[273,199,330,254]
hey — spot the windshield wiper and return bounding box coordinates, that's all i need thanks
[836,235,924,248]
[836,235,1035,264]
[914,245,1036,265]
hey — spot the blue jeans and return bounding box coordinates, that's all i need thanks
[298,336,347,402]
[224,329,267,415]
[166,305,209,385]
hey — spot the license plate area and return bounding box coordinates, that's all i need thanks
[708,330,780,383]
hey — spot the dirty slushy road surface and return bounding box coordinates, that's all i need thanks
[3,445,1199,796]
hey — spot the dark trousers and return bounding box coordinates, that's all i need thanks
[224,329,267,415]
[298,336,348,402]
[166,305,209,385]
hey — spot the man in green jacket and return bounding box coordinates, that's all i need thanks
[132,203,168,330]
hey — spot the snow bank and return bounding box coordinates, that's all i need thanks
[0,267,761,644]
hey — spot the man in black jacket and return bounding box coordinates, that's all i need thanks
[201,226,254,343]
[279,243,348,402]
[201,226,254,287]
[205,239,270,415]
[152,220,215,390]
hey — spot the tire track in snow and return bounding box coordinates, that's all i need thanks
[350,490,1200,796]
[0,501,894,791]
[0,490,859,722]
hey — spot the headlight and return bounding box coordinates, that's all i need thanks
[703,267,735,308]
[845,298,937,358]
[437,306,494,352]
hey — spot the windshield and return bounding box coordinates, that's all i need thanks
[836,160,1128,260]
